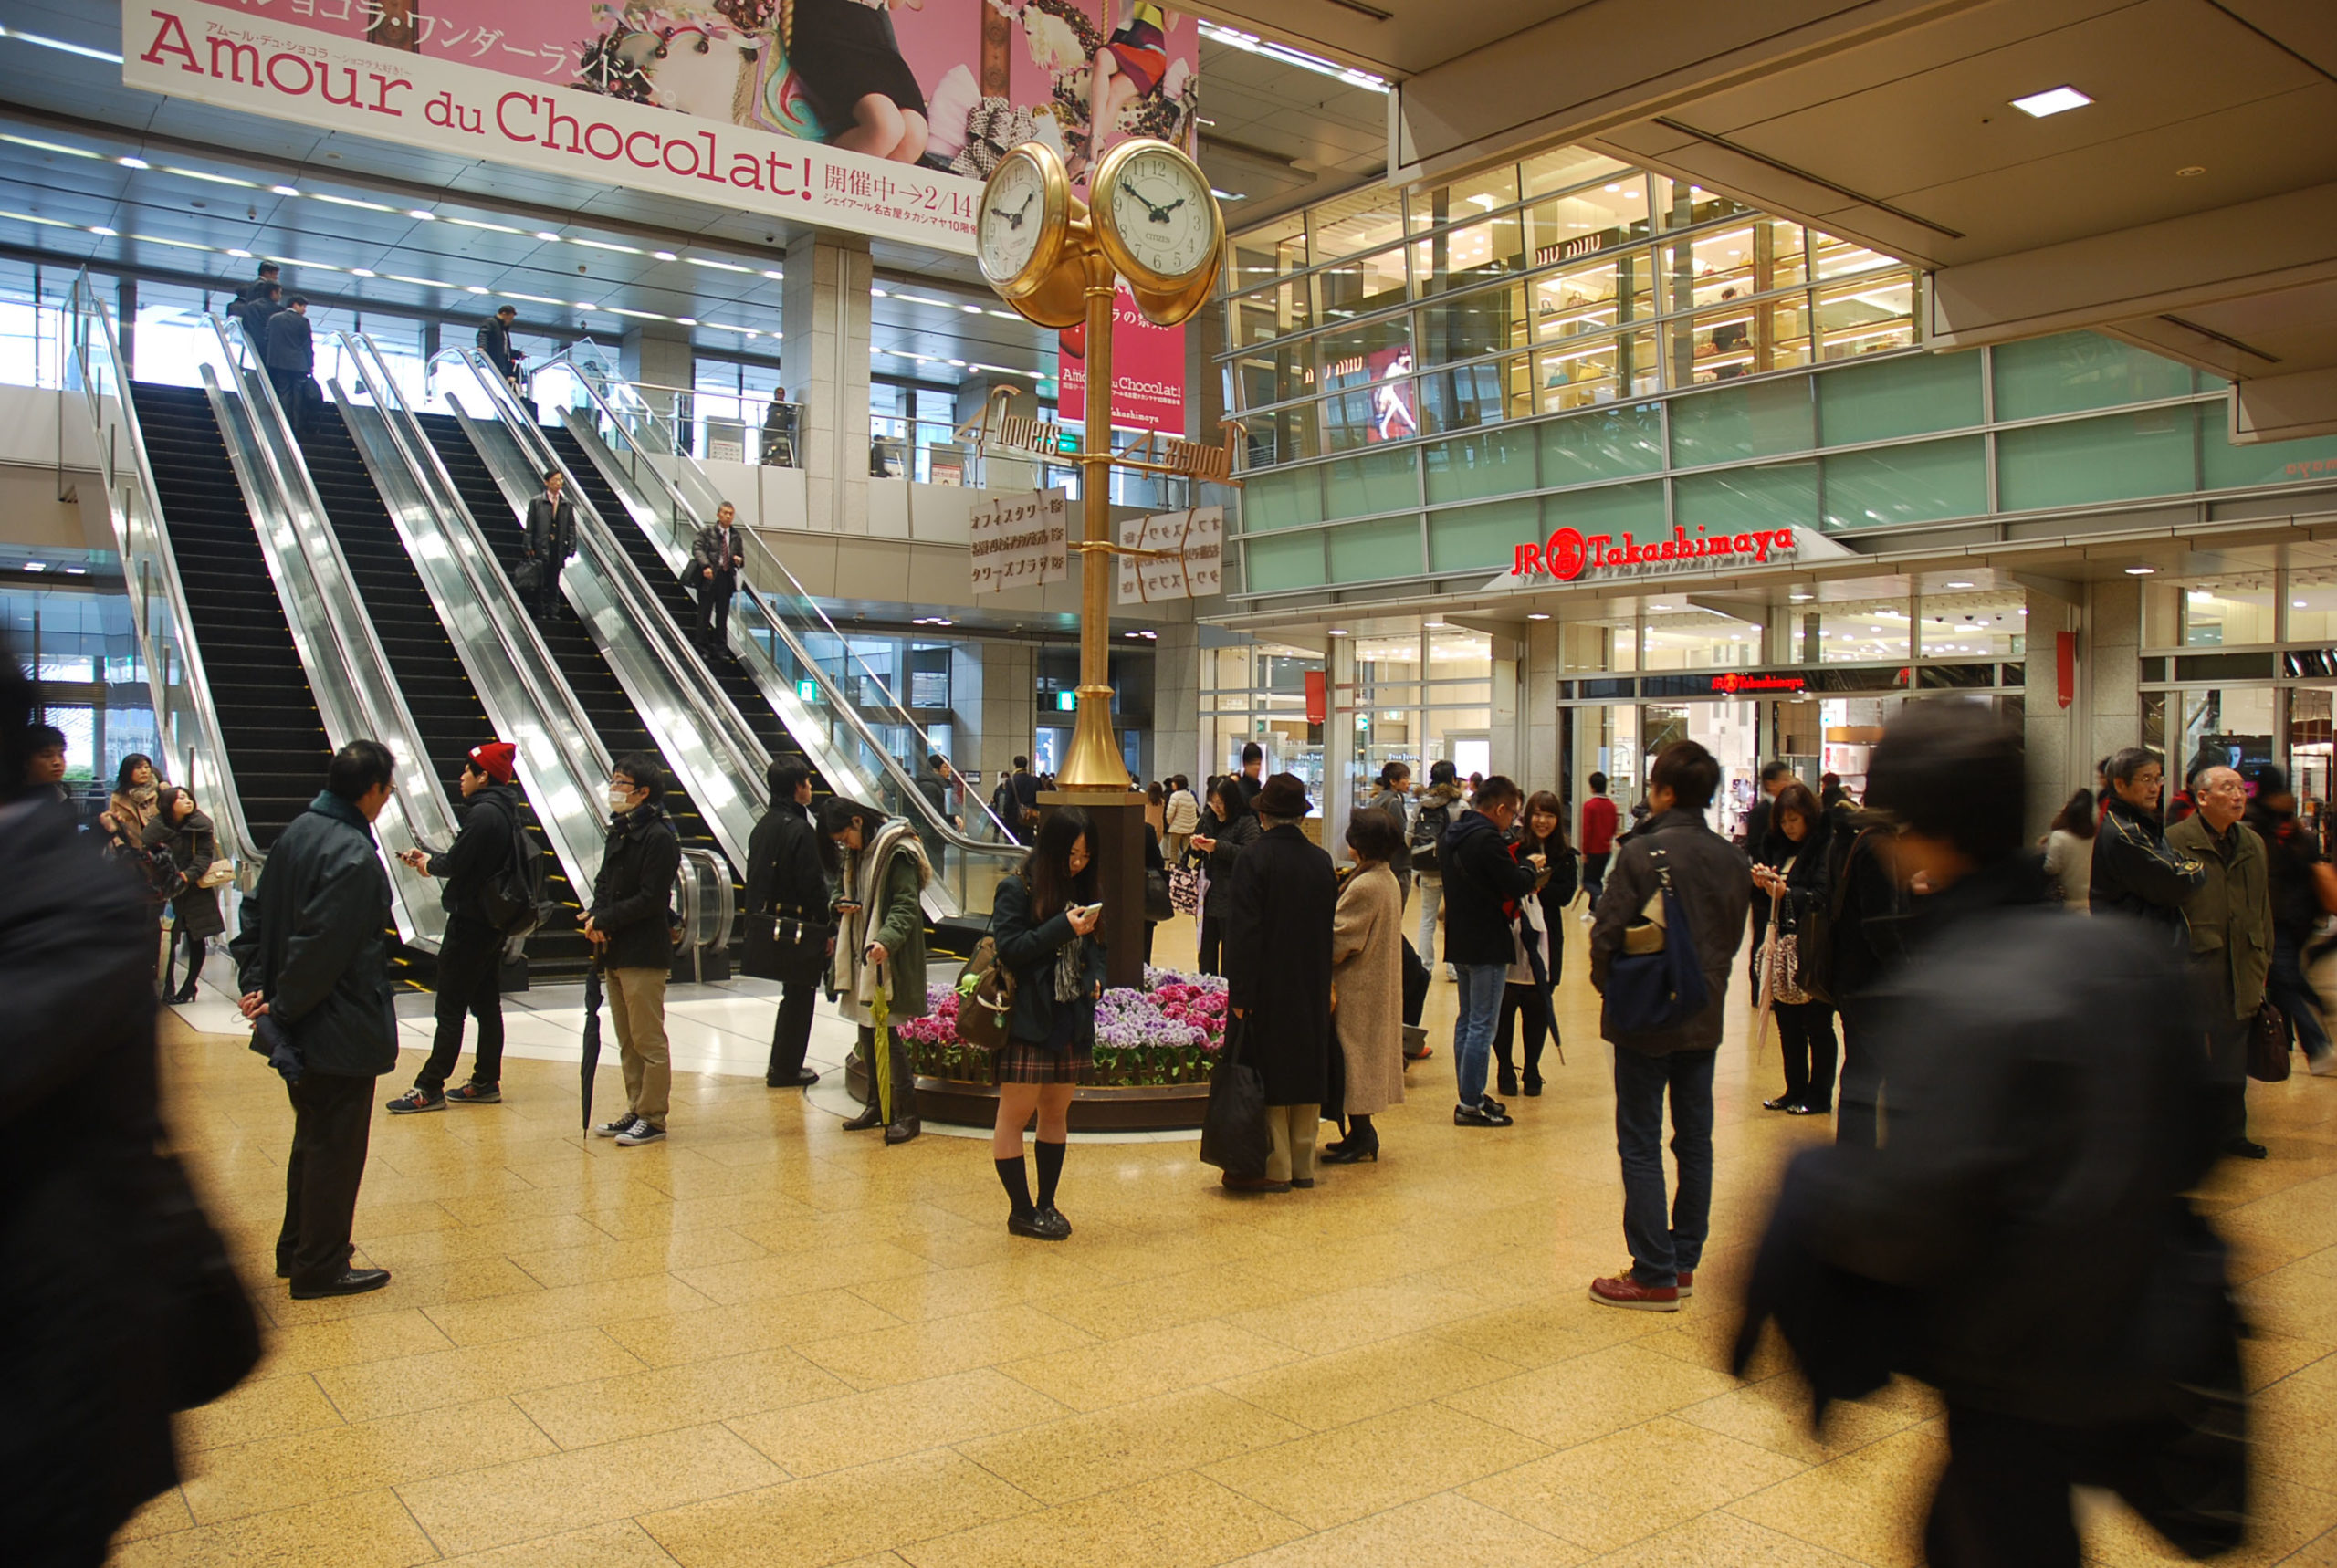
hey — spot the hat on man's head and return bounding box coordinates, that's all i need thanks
[1252,772,1313,819]
[468,740,518,783]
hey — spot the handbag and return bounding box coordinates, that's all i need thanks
[1199,1014,1273,1178]
[512,555,544,595]
[2248,999,2292,1082]
[1144,866,1173,924]
[1602,849,1710,1036]
[1168,863,1200,915]
[956,933,1016,1051]
[196,858,236,889]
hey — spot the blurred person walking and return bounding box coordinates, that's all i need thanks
[1361,760,1413,900]
[1221,774,1337,1191]
[1493,789,1576,1099]
[1190,776,1256,975]
[1579,769,1619,918]
[584,754,682,1146]
[1235,740,1266,803]
[1742,759,1794,857]
[1441,776,1551,1128]
[232,740,400,1300]
[989,807,1106,1238]
[2167,766,2274,1160]
[823,796,930,1144]
[1737,703,2242,1568]
[2042,789,2097,912]
[1824,793,1906,1148]
[1410,759,1465,975]
[2248,764,2337,1076]
[1326,805,1405,1165]
[144,784,224,1004]
[1587,741,1748,1310]
[385,742,523,1113]
[1751,781,1837,1116]
[744,758,829,1090]
[21,720,68,807]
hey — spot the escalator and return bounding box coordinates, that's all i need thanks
[128,382,330,844]
[299,402,593,978]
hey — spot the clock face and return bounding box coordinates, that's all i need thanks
[1104,145,1215,287]
[978,153,1048,289]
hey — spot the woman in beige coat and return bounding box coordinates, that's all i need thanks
[1325,806,1406,1164]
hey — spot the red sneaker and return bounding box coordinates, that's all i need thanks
[1589,1272,1681,1312]
[1677,1270,1694,1298]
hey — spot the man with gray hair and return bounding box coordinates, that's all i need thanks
[2167,765,2273,1160]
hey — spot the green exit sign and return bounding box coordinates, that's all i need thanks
[1056,692,1077,712]
[796,679,819,702]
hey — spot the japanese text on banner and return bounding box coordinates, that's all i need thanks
[1116,507,1222,604]
[969,490,1068,595]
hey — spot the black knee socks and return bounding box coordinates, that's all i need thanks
[1347,1113,1372,1138]
[1035,1140,1066,1208]
[995,1155,1032,1217]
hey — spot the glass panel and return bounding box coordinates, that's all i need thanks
[2179,578,2275,646]
[2287,569,2337,643]
[1309,187,1407,262]
[1242,530,1326,592]
[1918,587,2027,660]
[1641,607,1763,669]
[1417,358,1525,434]
[1533,329,1658,412]
[1540,402,1664,485]
[1430,628,1495,678]
[1818,348,1983,444]
[1424,427,1536,503]
[1668,378,1813,465]
[1231,213,1307,290]
[1241,465,1325,531]
[1234,342,1311,410]
[1229,281,1312,348]
[1409,166,1522,234]
[1429,496,1538,572]
[1524,180,1653,263]
[1673,460,1818,537]
[1328,516,1423,582]
[1821,437,1987,529]
[1653,175,1754,233]
[1417,283,1529,366]
[1314,245,1410,323]
[1815,274,1916,361]
[1817,595,1910,663]
[1546,477,1664,541]
[1558,617,1632,672]
[1410,213,1527,298]
[1810,233,1901,280]
[2169,687,2278,789]
[1524,147,1630,196]
[1531,248,1653,342]
[1242,404,1321,467]
[1996,405,2200,511]
[1316,321,1415,450]
[1991,330,2196,421]
[2202,427,2337,490]
[1659,220,1803,313]
[1323,447,1419,517]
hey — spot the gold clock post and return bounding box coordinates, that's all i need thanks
[1059,246,1128,792]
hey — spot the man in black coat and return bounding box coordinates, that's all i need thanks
[231,739,401,1300]
[263,295,315,434]
[479,304,523,385]
[1221,773,1336,1192]
[688,502,749,653]
[1440,775,1549,1127]
[523,467,577,622]
[387,740,523,1113]
[1737,703,2239,1568]
[2090,746,2203,944]
[584,753,681,1145]
[227,280,282,343]
[745,758,828,1089]
[1235,740,1265,803]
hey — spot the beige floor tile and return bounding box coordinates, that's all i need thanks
[110,1487,195,1544]
[639,1450,1035,1567]
[106,1487,439,1568]
[173,1371,346,1453]
[505,1226,769,1291]
[1427,1297,1675,1369]
[1442,1338,1745,1450]
[998,1317,1305,1411]
[1213,1329,1524,1431]
[398,1421,787,1556]
[1041,1263,1315,1340]
[957,1385,1305,1504]
[795,1304,1097,1391]
[180,1395,556,1523]
[420,1272,722,1346]
[1222,1490,1588,1567]
[436,1518,685,1567]
[1464,1415,1806,1551]
[843,1253,1125,1323]
[252,1309,458,1378]
[1672,1379,1922,1465]
[598,1287,907,1369]
[728,1366,1069,1476]
[315,1327,647,1424]
[1200,1400,1545,1531]
[513,1346,851,1449]
[1728,1425,1951,1568]
[1575,1507,1871,1567]
[1223,1277,1501,1357]
[896,1470,1305,1568]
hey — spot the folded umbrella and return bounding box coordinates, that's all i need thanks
[581,957,604,1132]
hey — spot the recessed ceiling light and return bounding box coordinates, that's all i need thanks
[2124,565,2156,576]
[1788,592,1814,601]
[1326,628,1348,636]
[117,156,148,169]
[464,285,488,294]
[1424,621,1450,629]
[2295,600,2308,609]
[2011,85,2091,119]
[653,250,676,261]
[763,269,784,280]
[1525,612,1551,621]
[407,208,435,220]
[1944,580,1973,589]
[226,247,251,258]
[535,231,561,242]
[271,184,299,196]
[351,267,376,277]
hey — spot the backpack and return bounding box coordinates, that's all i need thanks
[1410,796,1452,873]
[955,933,1015,1051]
[476,800,556,943]
[1601,847,1710,1035]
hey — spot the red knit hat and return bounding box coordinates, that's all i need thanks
[468,740,518,783]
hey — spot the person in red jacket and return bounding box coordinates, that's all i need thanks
[1579,770,1619,920]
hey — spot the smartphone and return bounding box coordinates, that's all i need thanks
[1074,902,1103,920]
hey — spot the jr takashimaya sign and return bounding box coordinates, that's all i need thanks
[128,1,1201,254]
[1507,523,1848,584]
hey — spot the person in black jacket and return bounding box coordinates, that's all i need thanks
[1493,789,1576,1098]
[990,806,1107,1237]
[263,295,315,434]
[1825,800,1904,1147]
[522,468,578,622]
[479,304,522,385]
[1221,775,1337,1191]
[2247,764,2337,1075]
[1752,781,1838,1115]
[231,739,400,1301]
[744,758,829,1090]
[227,280,282,344]
[1737,703,2238,1568]
[145,783,225,1004]
[2090,747,2203,944]
[1441,776,1549,1128]
[387,741,523,1113]
[584,753,682,1145]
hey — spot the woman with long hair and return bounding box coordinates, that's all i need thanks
[2043,788,2097,913]
[1753,781,1839,1114]
[97,752,160,858]
[1493,789,1577,1097]
[1189,775,1258,975]
[145,783,224,1003]
[987,807,1107,1239]
[820,796,930,1143]
[1326,806,1404,1163]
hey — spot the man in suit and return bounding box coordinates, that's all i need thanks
[688,501,747,653]
[479,305,523,385]
[523,468,576,622]
[263,295,314,434]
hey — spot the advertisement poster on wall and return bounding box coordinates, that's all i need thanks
[1056,283,1185,433]
[129,1,1200,253]
[1321,345,1415,444]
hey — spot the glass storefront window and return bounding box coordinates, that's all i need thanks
[2289,571,2337,643]
[1532,249,1653,342]
[1525,183,1652,263]
[1773,594,1911,664]
[1416,358,1528,434]
[1810,235,1900,280]
[1559,618,1634,673]
[1534,329,1658,411]
[1242,405,1322,468]
[1409,167,1522,235]
[1918,589,2027,659]
[1417,282,1529,366]
[1524,148,1630,197]
[1230,282,1312,348]
[1430,628,1494,680]
[1231,214,1306,291]
[1315,246,1410,324]
[1653,175,1753,233]
[1540,402,1665,485]
[1816,275,1916,361]
[2180,580,2275,646]
[1310,189,1406,262]
[1640,607,1763,670]
[1410,214,1527,298]
[1236,341,1312,412]
[2168,687,2277,789]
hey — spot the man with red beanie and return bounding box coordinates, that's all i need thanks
[388,740,526,1112]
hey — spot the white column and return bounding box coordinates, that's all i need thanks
[781,231,873,535]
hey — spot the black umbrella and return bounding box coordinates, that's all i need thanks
[581,957,604,1132]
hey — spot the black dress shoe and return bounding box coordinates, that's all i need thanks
[796,1067,820,1086]
[1480,1095,1508,1118]
[1496,1069,1520,1098]
[1523,1077,1544,1097]
[1762,1095,1797,1111]
[1008,1207,1071,1240]
[841,1102,884,1131]
[884,1115,922,1145]
[289,1268,391,1301]
[1786,1102,1829,1116]
[1322,1127,1380,1164]
[2225,1136,2269,1161]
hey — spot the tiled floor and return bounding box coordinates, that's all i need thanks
[123,914,2337,1566]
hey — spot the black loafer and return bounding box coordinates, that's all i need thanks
[289,1267,391,1301]
[1008,1207,1071,1240]
[1786,1102,1829,1116]
[1762,1095,1797,1111]
[1454,1104,1514,1128]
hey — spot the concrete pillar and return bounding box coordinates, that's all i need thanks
[1323,635,1356,862]
[619,322,693,437]
[1523,620,1560,796]
[2085,578,2143,780]
[969,639,1034,825]
[1151,622,1200,788]
[1490,634,1522,779]
[2023,586,2082,841]
[782,231,873,534]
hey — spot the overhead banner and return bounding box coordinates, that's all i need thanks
[969,488,1068,594]
[130,2,1200,253]
[1057,283,1185,433]
[1116,505,1221,603]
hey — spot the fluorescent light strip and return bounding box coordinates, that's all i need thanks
[888,292,955,308]
[1198,21,1387,90]
[127,234,214,252]
[383,273,446,287]
[0,24,124,64]
[603,307,666,320]
[499,292,569,306]
[686,256,752,273]
[568,237,641,254]
[0,209,77,229]
[310,193,395,212]
[447,217,523,235]
[0,132,100,160]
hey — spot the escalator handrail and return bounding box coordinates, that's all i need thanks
[60,270,261,878]
[529,355,1025,859]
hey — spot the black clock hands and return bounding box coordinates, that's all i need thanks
[990,191,1037,230]
[1130,186,1186,225]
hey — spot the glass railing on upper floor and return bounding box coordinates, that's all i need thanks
[328,330,620,897]
[60,270,258,883]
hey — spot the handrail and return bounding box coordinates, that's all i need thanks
[199,315,449,946]
[428,345,770,872]
[330,330,614,895]
[59,270,259,882]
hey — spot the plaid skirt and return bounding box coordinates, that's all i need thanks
[994,1040,1093,1084]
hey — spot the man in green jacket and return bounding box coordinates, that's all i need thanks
[2166,765,2273,1161]
[232,740,400,1301]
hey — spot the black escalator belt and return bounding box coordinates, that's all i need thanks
[127,382,330,849]
[299,403,592,983]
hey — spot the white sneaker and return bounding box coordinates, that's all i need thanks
[614,1121,666,1146]
[1442,966,1457,982]
[2310,1051,2337,1078]
[592,1115,640,1138]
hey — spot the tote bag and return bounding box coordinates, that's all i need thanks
[1602,849,1709,1036]
[1199,1014,1272,1178]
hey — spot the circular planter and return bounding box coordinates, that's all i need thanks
[843,1055,1209,1133]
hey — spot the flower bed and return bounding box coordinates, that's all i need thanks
[893,967,1227,1087]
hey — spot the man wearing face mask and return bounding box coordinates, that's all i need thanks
[583,754,681,1145]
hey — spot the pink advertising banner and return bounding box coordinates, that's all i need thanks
[125,2,1200,253]
[1056,282,1183,432]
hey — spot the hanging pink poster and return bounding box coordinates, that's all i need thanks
[1056,282,1184,433]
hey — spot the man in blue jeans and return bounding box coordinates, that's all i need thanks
[1438,776,1550,1126]
[1587,740,1749,1310]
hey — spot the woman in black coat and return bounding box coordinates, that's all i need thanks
[1189,776,1258,976]
[743,758,830,1089]
[1221,774,1338,1191]
[990,806,1107,1240]
[145,784,224,1003]
[1752,781,1838,1115]
[1493,789,1577,1098]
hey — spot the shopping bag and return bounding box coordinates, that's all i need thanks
[1199,1015,1271,1178]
